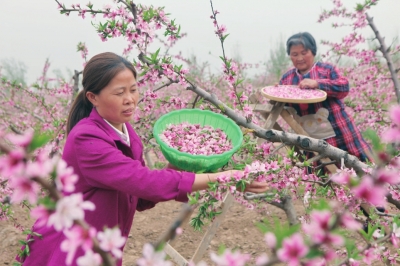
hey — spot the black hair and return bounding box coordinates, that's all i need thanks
[286,32,317,56]
[66,52,137,134]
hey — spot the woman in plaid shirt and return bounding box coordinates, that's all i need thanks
[279,32,372,162]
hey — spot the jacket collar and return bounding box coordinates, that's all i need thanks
[88,108,126,143]
[88,108,140,148]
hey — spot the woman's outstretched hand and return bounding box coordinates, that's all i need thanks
[230,170,269,193]
[299,78,318,89]
[244,180,269,193]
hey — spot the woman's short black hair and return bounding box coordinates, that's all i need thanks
[286,32,317,56]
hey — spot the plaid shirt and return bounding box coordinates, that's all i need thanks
[279,61,371,162]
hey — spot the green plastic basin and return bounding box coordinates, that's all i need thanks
[153,109,243,173]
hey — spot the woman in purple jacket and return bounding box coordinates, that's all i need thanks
[19,52,268,265]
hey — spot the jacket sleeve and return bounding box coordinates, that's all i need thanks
[316,65,349,99]
[72,127,195,203]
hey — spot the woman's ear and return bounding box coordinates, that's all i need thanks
[86,91,97,107]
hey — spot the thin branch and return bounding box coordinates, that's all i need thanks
[154,81,175,94]
[117,0,137,23]
[366,13,400,103]
[209,0,227,62]
[31,177,61,202]
[72,70,82,94]
[9,125,23,135]
[138,80,176,104]
[269,143,287,156]
[306,154,325,164]
[300,178,330,186]
[151,204,193,249]
[1,195,10,204]
[55,0,106,15]
[209,0,244,111]
[375,211,397,217]
[315,160,337,170]
[387,193,400,209]
[14,104,45,122]
[192,94,201,109]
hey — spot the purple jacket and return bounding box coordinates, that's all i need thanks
[20,108,195,265]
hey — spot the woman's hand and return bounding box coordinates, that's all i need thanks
[229,170,269,193]
[244,181,269,193]
[299,78,318,89]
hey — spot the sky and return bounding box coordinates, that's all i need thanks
[1,0,399,84]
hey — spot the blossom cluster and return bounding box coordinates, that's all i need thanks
[262,85,327,100]
[160,122,232,155]
[58,2,182,54]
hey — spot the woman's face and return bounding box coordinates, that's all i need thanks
[289,44,315,74]
[87,68,138,131]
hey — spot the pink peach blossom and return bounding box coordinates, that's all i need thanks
[97,228,126,258]
[277,233,308,266]
[351,177,387,206]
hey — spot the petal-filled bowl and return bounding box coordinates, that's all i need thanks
[153,109,243,173]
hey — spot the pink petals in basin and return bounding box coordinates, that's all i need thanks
[160,122,233,155]
[262,85,327,103]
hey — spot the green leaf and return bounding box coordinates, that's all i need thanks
[359,223,380,241]
[187,193,198,205]
[209,210,222,220]
[310,198,330,211]
[235,78,244,86]
[222,34,230,42]
[305,248,324,259]
[217,244,226,255]
[189,216,204,231]
[257,218,300,248]
[355,3,364,11]
[236,180,247,192]
[37,197,56,210]
[22,229,33,235]
[362,129,383,152]
[155,241,165,252]
[152,48,161,62]
[25,244,30,254]
[256,221,269,234]
[173,65,183,72]
[52,120,60,127]
[345,239,362,260]
[27,131,52,153]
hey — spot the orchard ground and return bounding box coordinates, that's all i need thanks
[1,191,400,265]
